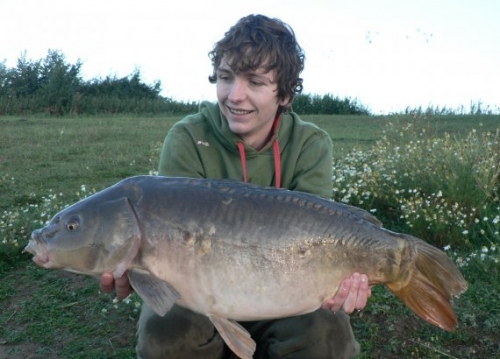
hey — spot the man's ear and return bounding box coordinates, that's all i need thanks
[279,96,291,107]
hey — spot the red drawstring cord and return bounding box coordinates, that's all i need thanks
[272,115,281,188]
[236,114,281,187]
[237,142,248,183]
[273,139,281,188]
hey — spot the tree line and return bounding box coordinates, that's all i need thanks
[0,50,369,116]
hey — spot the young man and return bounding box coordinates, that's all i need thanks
[101,14,370,359]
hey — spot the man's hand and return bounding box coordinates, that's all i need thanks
[100,272,132,299]
[321,273,371,313]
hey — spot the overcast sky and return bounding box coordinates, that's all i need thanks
[1,0,498,114]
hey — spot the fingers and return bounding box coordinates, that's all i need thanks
[321,298,336,311]
[327,278,351,312]
[114,274,132,299]
[100,272,115,294]
[99,272,132,299]
[341,273,361,313]
[326,273,372,314]
[352,274,370,311]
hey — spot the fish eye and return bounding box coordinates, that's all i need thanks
[66,217,80,231]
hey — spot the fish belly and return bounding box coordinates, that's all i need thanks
[144,240,352,321]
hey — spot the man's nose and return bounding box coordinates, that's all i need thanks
[228,77,247,102]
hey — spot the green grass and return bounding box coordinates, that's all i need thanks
[314,113,500,157]
[1,265,139,358]
[1,112,500,358]
[0,114,181,212]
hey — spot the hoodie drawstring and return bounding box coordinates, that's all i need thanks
[272,115,281,188]
[237,141,248,183]
[273,139,281,188]
[236,114,281,188]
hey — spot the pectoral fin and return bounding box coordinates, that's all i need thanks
[208,314,256,359]
[128,268,180,316]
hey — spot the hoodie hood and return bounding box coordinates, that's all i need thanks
[200,101,285,187]
[200,102,293,154]
[159,101,333,199]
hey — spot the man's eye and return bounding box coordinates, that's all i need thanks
[249,77,265,86]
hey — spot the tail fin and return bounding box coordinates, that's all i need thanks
[386,236,467,331]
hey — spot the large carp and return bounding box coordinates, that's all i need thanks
[25,175,467,359]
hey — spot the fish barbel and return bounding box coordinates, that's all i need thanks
[24,176,467,359]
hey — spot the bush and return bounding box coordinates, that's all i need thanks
[293,93,370,115]
[332,116,500,249]
[0,50,199,116]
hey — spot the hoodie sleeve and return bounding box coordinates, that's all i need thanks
[158,123,205,178]
[289,132,333,199]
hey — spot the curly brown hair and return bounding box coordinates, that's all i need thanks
[208,14,305,112]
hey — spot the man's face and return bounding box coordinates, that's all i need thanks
[216,57,289,150]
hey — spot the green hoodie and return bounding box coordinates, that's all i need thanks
[158,102,333,199]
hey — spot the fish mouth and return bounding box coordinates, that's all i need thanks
[24,231,51,267]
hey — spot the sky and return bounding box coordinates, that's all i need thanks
[1,0,499,114]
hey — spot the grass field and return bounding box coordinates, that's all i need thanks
[1,113,499,358]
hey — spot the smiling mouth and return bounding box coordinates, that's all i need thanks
[227,106,253,115]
